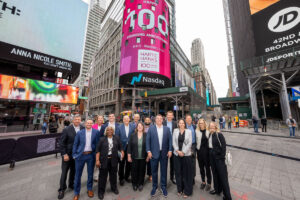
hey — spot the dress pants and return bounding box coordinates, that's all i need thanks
[58,156,75,191]
[170,154,175,180]
[209,149,232,200]
[119,149,131,181]
[262,124,267,132]
[74,153,95,195]
[191,143,196,179]
[197,149,211,184]
[174,155,193,195]
[150,152,168,190]
[131,159,146,186]
[146,161,152,176]
[98,158,118,195]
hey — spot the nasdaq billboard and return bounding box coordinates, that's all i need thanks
[250,0,300,61]
[119,0,171,87]
[0,0,88,79]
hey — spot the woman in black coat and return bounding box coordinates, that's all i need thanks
[127,122,148,191]
[208,122,232,200]
[96,126,124,200]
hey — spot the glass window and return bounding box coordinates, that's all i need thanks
[137,37,141,43]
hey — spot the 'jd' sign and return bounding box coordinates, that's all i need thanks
[268,7,300,33]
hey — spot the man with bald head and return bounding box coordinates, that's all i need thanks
[118,115,135,185]
[130,113,140,129]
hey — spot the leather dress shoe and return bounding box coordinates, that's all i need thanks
[73,195,79,200]
[138,185,143,191]
[58,191,64,199]
[113,188,119,195]
[133,185,137,191]
[98,193,104,200]
[87,190,94,198]
[209,190,220,195]
[120,179,125,186]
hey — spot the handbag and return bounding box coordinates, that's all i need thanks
[216,133,232,166]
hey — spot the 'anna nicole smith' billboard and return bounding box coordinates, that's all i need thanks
[119,0,171,87]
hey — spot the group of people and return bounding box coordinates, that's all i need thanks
[42,114,71,134]
[57,111,232,200]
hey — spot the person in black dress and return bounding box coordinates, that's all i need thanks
[127,122,148,191]
[208,122,232,200]
[96,126,124,200]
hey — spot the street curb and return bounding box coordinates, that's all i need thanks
[223,130,300,140]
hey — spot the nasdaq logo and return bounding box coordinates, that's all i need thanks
[131,74,143,85]
[268,7,300,32]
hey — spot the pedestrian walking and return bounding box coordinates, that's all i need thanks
[146,114,172,197]
[252,115,259,133]
[127,122,148,191]
[195,118,211,192]
[222,116,226,129]
[219,116,223,129]
[227,117,232,130]
[72,119,100,200]
[235,115,239,128]
[42,118,48,134]
[49,116,58,133]
[261,116,267,132]
[208,122,232,200]
[58,115,84,199]
[286,115,297,137]
[96,126,124,200]
[173,119,193,198]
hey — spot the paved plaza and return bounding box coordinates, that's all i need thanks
[1,129,300,200]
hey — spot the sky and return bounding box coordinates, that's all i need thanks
[176,0,229,98]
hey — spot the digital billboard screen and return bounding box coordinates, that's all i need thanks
[250,0,300,61]
[0,0,88,78]
[0,74,79,104]
[119,0,171,87]
[175,62,196,91]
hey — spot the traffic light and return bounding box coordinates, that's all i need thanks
[121,87,124,94]
[144,91,147,97]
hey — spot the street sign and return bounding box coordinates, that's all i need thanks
[179,87,188,92]
[292,86,300,101]
[79,96,88,100]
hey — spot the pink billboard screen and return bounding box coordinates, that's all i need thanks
[120,0,171,87]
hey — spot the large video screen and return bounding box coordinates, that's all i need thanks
[250,0,300,60]
[0,0,88,77]
[0,74,79,104]
[175,62,196,91]
[119,0,171,87]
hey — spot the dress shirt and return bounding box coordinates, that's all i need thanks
[125,124,129,138]
[108,137,113,155]
[167,121,172,133]
[187,124,196,144]
[73,125,80,133]
[97,124,102,131]
[108,122,115,131]
[84,129,92,152]
[156,125,163,150]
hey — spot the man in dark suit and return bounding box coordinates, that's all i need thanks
[130,113,140,129]
[146,114,172,197]
[106,113,120,137]
[72,119,100,200]
[58,114,84,199]
[186,114,197,185]
[118,115,135,185]
[162,111,177,184]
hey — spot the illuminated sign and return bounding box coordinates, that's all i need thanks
[0,74,78,104]
[120,0,171,87]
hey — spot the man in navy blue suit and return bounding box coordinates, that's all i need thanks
[72,119,100,200]
[118,115,135,185]
[106,113,120,137]
[146,114,172,197]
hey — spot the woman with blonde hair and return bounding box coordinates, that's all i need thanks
[195,118,211,191]
[208,122,232,200]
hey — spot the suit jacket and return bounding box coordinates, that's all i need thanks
[211,132,226,160]
[92,123,106,138]
[163,120,177,134]
[72,128,100,159]
[118,123,135,151]
[146,125,172,159]
[127,132,147,159]
[60,125,84,156]
[97,136,123,169]
[172,128,192,156]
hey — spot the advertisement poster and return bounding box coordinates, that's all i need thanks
[0,74,79,104]
[119,0,171,87]
[250,0,300,62]
[0,0,88,78]
[175,62,196,91]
